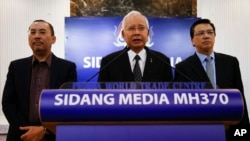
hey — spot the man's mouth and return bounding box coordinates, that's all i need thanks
[133,39,141,42]
[34,42,43,46]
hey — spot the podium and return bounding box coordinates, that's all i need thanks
[39,82,244,141]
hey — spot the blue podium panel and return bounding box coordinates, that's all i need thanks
[56,124,225,141]
[40,87,242,141]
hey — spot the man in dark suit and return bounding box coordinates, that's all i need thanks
[98,10,173,84]
[2,20,77,141]
[174,18,250,141]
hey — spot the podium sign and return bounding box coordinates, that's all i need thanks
[39,88,243,141]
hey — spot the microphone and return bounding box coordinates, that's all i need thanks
[85,47,130,83]
[146,48,194,82]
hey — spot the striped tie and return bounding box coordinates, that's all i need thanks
[133,55,142,81]
[205,56,215,88]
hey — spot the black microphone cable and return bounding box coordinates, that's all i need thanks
[147,48,194,82]
[85,47,130,83]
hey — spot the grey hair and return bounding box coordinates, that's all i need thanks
[121,10,149,31]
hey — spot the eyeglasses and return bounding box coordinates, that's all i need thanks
[194,30,215,37]
[126,26,147,32]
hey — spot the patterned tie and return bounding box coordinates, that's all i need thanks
[205,56,215,88]
[133,55,142,81]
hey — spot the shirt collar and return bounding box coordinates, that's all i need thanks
[196,51,215,63]
[32,53,52,68]
[128,48,146,63]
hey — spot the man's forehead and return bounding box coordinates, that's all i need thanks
[195,24,212,29]
[29,22,49,29]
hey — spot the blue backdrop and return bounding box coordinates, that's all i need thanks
[65,17,199,82]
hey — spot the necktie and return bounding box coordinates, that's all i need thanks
[133,55,142,81]
[205,56,215,88]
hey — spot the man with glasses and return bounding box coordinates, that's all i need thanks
[98,10,173,84]
[174,18,250,141]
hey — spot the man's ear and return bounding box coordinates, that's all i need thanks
[121,30,125,38]
[51,36,56,44]
[191,38,195,47]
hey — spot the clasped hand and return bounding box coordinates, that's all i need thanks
[19,126,46,141]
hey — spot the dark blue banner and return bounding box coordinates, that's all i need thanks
[39,88,243,123]
[56,124,225,141]
[65,17,199,82]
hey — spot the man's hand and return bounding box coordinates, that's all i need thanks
[20,126,46,141]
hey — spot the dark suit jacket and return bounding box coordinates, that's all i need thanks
[174,52,250,140]
[2,54,77,141]
[98,47,173,82]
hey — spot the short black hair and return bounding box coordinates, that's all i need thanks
[190,19,216,39]
[30,19,55,36]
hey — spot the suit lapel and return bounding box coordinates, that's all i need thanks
[123,53,134,80]
[49,54,58,88]
[143,51,153,80]
[23,56,33,98]
[214,53,223,86]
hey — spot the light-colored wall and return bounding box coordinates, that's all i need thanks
[197,0,250,120]
[0,0,249,127]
